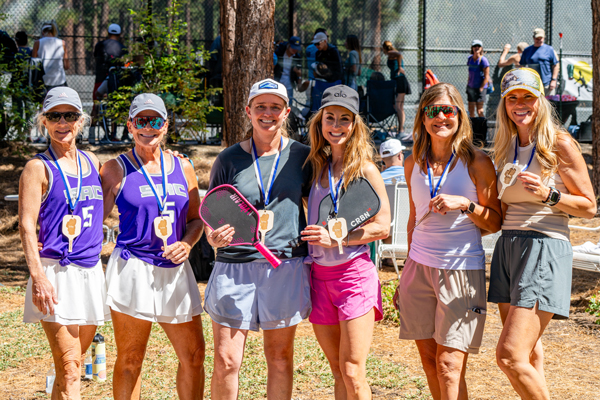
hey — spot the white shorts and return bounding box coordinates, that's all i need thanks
[24,258,110,326]
[106,247,203,324]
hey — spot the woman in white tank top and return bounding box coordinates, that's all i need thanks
[32,22,69,89]
[396,82,501,399]
[489,68,595,399]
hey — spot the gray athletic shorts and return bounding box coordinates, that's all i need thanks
[488,230,573,319]
[203,257,311,331]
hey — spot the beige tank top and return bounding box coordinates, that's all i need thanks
[499,141,570,241]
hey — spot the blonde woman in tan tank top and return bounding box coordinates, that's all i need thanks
[489,68,596,400]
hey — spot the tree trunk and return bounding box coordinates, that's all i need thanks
[592,0,600,194]
[75,0,86,74]
[220,0,276,146]
[371,0,381,71]
[62,0,75,78]
[101,1,109,29]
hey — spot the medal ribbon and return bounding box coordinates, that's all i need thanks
[251,137,283,208]
[132,148,168,214]
[513,136,537,172]
[328,161,345,215]
[426,151,455,198]
[48,146,82,213]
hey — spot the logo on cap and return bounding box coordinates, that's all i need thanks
[58,92,68,98]
[334,91,347,98]
[144,99,154,104]
[259,81,278,90]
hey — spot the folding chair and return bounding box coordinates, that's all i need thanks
[366,80,398,134]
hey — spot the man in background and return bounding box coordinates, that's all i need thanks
[380,139,406,184]
[520,28,559,94]
[313,31,342,83]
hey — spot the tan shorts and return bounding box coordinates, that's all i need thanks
[398,257,486,354]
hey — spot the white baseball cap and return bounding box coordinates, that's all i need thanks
[108,23,122,35]
[247,79,289,105]
[312,32,328,43]
[129,93,168,119]
[379,139,406,158]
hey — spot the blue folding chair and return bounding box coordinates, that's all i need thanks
[310,79,342,112]
[366,80,398,133]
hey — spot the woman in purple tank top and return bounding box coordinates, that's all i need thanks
[19,87,109,398]
[101,93,205,399]
[301,85,390,399]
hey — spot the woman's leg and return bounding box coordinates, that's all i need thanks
[395,93,406,133]
[313,323,346,399]
[495,303,553,400]
[436,346,468,400]
[159,315,205,400]
[111,309,152,400]
[415,339,442,400]
[263,325,298,400]
[41,322,85,400]
[78,325,97,356]
[211,320,248,400]
[468,102,476,118]
[476,101,485,117]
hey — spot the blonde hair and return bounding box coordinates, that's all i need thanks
[243,96,289,140]
[492,94,577,179]
[412,83,477,172]
[382,40,395,52]
[41,22,58,37]
[305,108,375,187]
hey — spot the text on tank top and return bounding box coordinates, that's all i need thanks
[115,153,190,267]
[37,151,103,268]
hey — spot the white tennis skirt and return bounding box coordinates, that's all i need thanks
[105,247,203,324]
[24,258,110,326]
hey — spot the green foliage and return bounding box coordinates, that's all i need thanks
[381,279,400,325]
[103,0,221,141]
[585,293,600,325]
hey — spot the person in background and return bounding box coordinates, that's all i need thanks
[498,42,528,68]
[32,22,69,90]
[379,138,406,185]
[11,31,32,127]
[313,32,343,83]
[520,28,559,95]
[306,28,327,80]
[466,39,490,118]
[344,35,361,91]
[382,41,412,141]
[274,36,302,103]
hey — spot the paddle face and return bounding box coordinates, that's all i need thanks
[317,177,381,232]
[199,185,259,246]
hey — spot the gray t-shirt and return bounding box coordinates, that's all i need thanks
[208,139,312,263]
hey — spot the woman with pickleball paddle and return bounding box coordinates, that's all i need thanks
[19,87,109,398]
[203,78,312,399]
[397,82,501,399]
[100,94,205,399]
[300,85,390,399]
[489,68,595,399]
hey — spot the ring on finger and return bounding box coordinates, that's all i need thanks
[436,204,441,210]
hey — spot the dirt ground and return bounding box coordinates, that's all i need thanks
[1,143,600,399]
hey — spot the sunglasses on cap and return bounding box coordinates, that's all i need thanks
[131,116,166,130]
[423,104,459,119]
[43,111,82,123]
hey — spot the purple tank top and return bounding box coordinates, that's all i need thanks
[115,153,189,268]
[37,151,103,268]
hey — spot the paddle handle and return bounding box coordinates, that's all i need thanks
[254,242,282,268]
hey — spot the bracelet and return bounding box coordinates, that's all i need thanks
[551,78,557,81]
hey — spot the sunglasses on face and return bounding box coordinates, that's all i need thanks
[423,104,459,119]
[131,116,166,130]
[43,111,82,123]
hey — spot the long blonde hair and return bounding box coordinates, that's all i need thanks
[412,83,477,172]
[492,94,576,179]
[305,108,375,187]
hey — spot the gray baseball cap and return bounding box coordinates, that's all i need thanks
[129,93,168,119]
[319,85,360,115]
[42,87,83,112]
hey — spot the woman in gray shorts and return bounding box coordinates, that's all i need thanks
[203,78,312,399]
[397,82,501,399]
[490,68,596,399]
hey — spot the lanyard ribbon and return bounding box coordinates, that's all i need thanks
[251,137,283,208]
[133,148,168,214]
[48,146,82,213]
[513,136,537,172]
[426,152,455,198]
[328,162,344,215]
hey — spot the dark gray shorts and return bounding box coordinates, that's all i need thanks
[488,230,573,319]
[466,86,486,103]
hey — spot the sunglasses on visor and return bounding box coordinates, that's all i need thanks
[131,116,166,130]
[43,112,82,122]
[423,104,459,119]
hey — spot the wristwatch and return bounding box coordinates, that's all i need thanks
[461,201,476,215]
[543,186,561,206]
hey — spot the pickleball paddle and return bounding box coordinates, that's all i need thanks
[316,177,381,231]
[199,184,282,268]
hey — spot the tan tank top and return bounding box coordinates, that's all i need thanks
[499,141,570,241]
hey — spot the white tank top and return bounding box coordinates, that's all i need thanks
[37,37,66,86]
[409,158,485,270]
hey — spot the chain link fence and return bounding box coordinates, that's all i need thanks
[1,0,592,140]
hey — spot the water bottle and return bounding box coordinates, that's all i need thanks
[84,351,93,380]
[91,333,106,382]
[45,363,55,394]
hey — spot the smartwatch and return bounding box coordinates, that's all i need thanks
[461,201,476,215]
[543,186,561,206]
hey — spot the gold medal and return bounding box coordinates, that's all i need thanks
[154,216,173,250]
[328,217,348,255]
[62,215,82,252]
[258,210,274,244]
